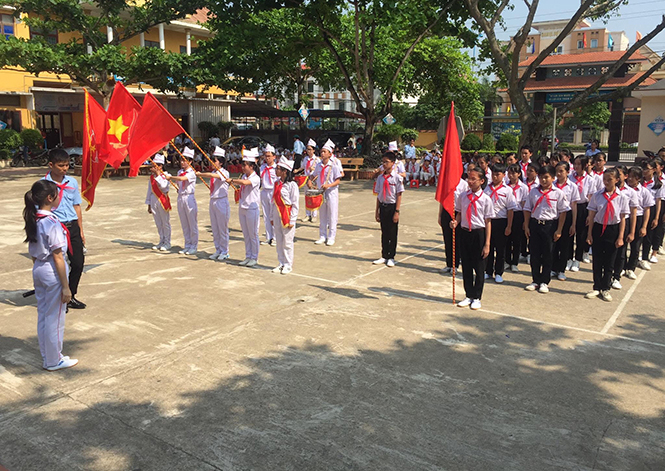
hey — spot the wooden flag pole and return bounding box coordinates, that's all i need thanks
[451,221,456,304]
[146,155,180,193]
[175,137,239,192]
[169,142,210,190]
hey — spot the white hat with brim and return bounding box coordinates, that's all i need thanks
[388,141,398,152]
[242,147,259,162]
[213,146,225,158]
[264,144,275,154]
[322,139,335,152]
[425,156,431,161]
[153,154,165,165]
[182,146,194,158]
[278,159,294,171]
[307,139,317,148]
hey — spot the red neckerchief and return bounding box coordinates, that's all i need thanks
[643,179,653,188]
[209,176,215,194]
[593,169,604,177]
[602,191,619,235]
[382,173,391,200]
[574,174,586,195]
[178,169,189,192]
[35,213,72,255]
[527,180,537,191]
[261,165,274,185]
[320,164,329,184]
[488,183,504,202]
[46,173,73,201]
[555,180,567,190]
[466,191,480,228]
[533,187,553,212]
[509,182,521,198]
[520,161,529,175]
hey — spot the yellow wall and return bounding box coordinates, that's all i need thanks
[637,94,665,156]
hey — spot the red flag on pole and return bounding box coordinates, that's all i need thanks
[81,90,107,210]
[583,32,587,48]
[435,102,464,218]
[100,82,141,169]
[127,92,185,177]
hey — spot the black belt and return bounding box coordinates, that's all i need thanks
[379,202,396,207]
[533,218,555,225]
[63,220,78,227]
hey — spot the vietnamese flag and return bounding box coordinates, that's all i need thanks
[127,92,185,177]
[435,102,464,218]
[101,82,141,169]
[81,89,107,210]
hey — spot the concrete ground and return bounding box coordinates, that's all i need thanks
[1,167,664,471]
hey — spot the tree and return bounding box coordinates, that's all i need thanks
[0,0,200,107]
[463,0,665,156]
[565,102,611,140]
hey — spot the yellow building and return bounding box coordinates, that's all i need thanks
[0,7,234,148]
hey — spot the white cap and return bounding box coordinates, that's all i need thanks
[243,147,259,162]
[425,155,431,161]
[213,146,225,158]
[278,159,294,171]
[307,139,317,148]
[322,139,335,152]
[264,144,275,154]
[153,154,165,165]
[388,141,398,152]
[182,146,194,158]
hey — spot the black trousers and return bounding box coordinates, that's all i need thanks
[642,207,657,260]
[294,154,303,170]
[592,223,619,291]
[379,203,398,260]
[626,215,645,271]
[652,203,665,250]
[573,202,589,261]
[529,218,557,285]
[64,221,85,296]
[440,209,460,268]
[613,217,632,280]
[505,210,524,266]
[552,211,573,274]
[459,228,486,300]
[486,218,507,276]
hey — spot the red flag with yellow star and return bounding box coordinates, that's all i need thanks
[81,89,107,210]
[101,82,141,169]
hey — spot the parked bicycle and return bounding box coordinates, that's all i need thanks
[10,146,49,167]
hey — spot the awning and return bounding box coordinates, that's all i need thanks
[231,101,363,119]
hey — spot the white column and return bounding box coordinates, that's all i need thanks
[186,30,191,55]
[86,44,93,54]
[158,23,165,50]
[139,32,145,47]
[106,26,113,43]
[188,101,194,136]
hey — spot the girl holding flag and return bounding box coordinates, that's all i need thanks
[197,147,231,261]
[373,151,404,267]
[167,147,199,255]
[145,154,172,252]
[230,148,261,267]
[272,158,299,274]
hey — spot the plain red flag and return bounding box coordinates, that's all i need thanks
[81,89,107,210]
[435,102,464,218]
[101,82,141,169]
[127,92,185,177]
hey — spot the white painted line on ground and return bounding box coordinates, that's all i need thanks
[600,269,647,334]
[338,197,432,221]
[289,272,340,284]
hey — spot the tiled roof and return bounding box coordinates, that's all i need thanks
[519,51,647,67]
[520,72,656,92]
[179,8,210,24]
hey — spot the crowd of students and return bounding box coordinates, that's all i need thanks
[446,144,665,310]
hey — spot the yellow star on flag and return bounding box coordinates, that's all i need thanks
[107,115,129,141]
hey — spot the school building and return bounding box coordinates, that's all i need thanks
[0,7,235,148]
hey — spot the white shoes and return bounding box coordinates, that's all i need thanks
[484,273,491,279]
[525,282,538,291]
[495,275,503,283]
[649,255,658,264]
[216,253,230,261]
[659,247,665,255]
[185,249,197,255]
[45,358,78,371]
[325,239,335,246]
[281,266,292,275]
[314,237,326,245]
[152,245,160,250]
[159,245,170,252]
[373,258,386,265]
[585,290,600,299]
[272,265,284,273]
[238,258,250,266]
[538,283,549,294]
[457,297,472,307]
[600,290,613,302]
[557,272,566,281]
[386,259,395,267]
[178,249,187,254]
[470,299,481,310]
[611,279,622,290]
[566,260,573,271]
[246,259,258,268]
[261,239,274,246]
[510,265,519,273]
[570,260,580,272]
[440,266,453,274]
[625,270,637,280]
[638,260,651,271]
[210,251,221,260]
[582,253,591,264]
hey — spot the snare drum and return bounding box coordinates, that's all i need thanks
[305,188,324,211]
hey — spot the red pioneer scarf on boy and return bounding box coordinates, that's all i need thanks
[273,181,292,227]
[150,175,172,211]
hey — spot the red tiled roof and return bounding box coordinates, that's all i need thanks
[180,8,210,24]
[519,51,647,67]
[520,72,656,92]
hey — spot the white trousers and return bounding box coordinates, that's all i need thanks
[260,189,275,241]
[406,172,416,181]
[420,171,431,181]
[210,197,230,255]
[177,194,198,251]
[33,260,68,368]
[239,207,260,260]
[275,222,296,269]
[150,202,171,247]
[319,191,338,241]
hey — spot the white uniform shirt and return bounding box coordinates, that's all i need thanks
[508,180,529,209]
[455,189,494,230]
[376,171,404,204]
[524,186,570,220]
[210,168,230,199]
[330,155,345,175]
[569,173,595,204]
[177,168,196,196]
[644,179,665,201]
[630,185,655,216]
[145,171,171,206]
[588,189,630,225]
[484,183,519,219]
[525,178,540,193]
[260,163,277,190]
[406,161,420,175]
[30,210,68,261]
[238,172,261,210]
[554,179,580,207]
[314,160,343,197]
[301,155,320,176]
[293,139,305,155]
[618,184,639,219]
[518,160,531,182]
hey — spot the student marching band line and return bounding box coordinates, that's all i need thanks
[21,141,665,371]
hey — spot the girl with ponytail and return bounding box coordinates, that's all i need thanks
[23,180,79,371]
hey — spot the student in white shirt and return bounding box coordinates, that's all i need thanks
[259,145,278,246]
[611,165,639,289]
[505,163,528,272]
[624,166,654,279]
[197,147,232,261]
[569,156,596,271]
[309,139,342,246]
[230,149,261,267]
[145,154,172,252]
[271,158,299,274]
[551,161,579,281]
[167,151,198,255]
[300,140,320,222]
[373,152,404,267]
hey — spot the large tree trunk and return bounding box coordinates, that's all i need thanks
[362,113,376,157]
[519,118,546,156]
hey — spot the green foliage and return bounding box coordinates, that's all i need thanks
[197,121,218,140]
[566,102,611,139]
[460,133,482,151]
[0,129,21,159]
[495,132,520,152]
[482,133,495,151]
[20,129,43,151]
[401,129,419,142]
[375,124,405,143]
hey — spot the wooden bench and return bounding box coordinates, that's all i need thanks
[338,157,364,181]
[102,165,151,178]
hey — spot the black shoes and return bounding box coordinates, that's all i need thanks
[68,297,86,309]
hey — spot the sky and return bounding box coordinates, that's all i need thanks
[493,0,665,53]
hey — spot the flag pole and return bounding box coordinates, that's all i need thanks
[168,142,211,190]
[451,221,456,304]
[146,155,180,193]
[176,137,239,192]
